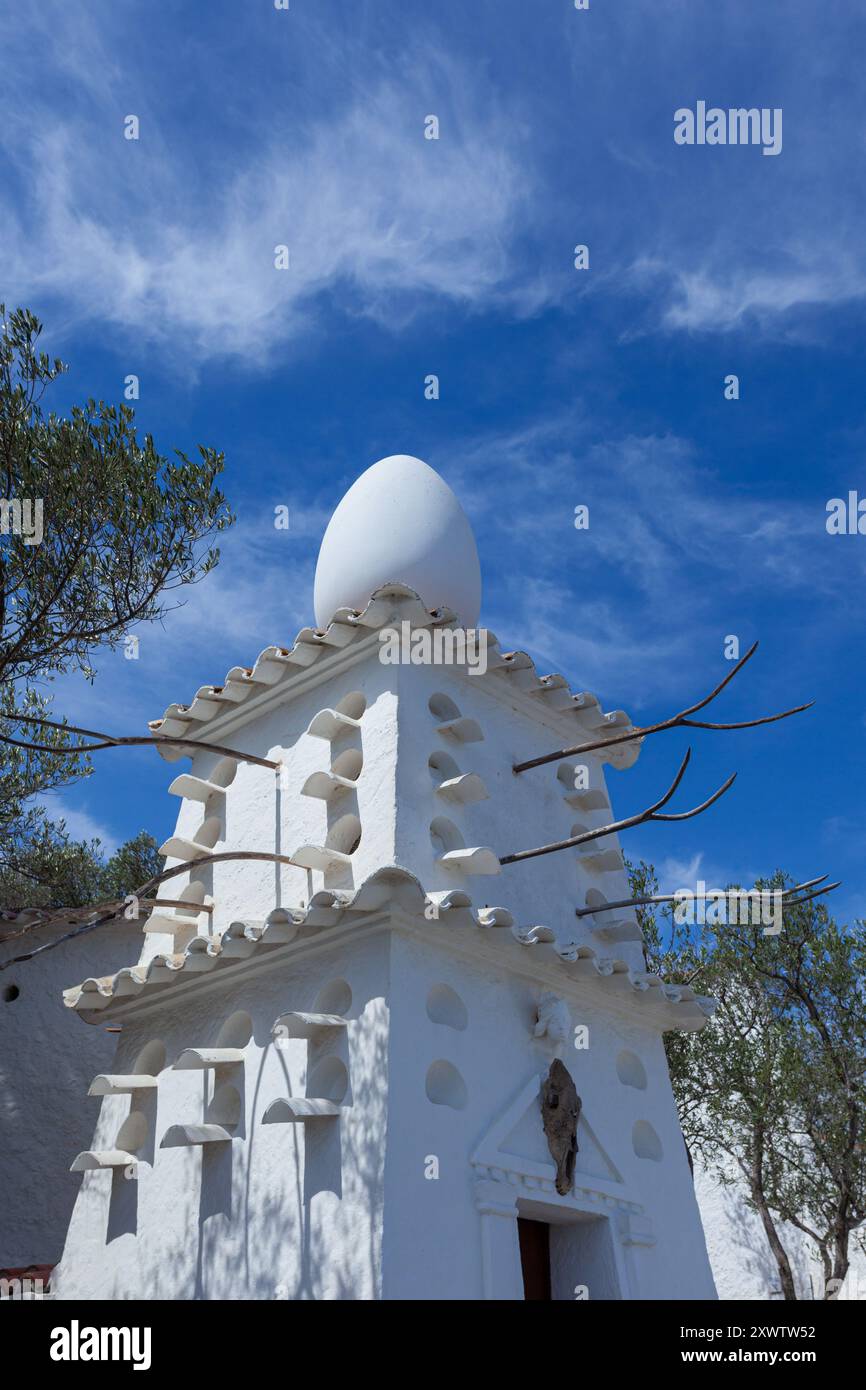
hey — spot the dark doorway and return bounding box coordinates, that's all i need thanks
[518,1217,551,1300]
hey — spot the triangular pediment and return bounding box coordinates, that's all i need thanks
[472,1070,625,1193]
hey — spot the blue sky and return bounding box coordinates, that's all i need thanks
[2,0,864,919]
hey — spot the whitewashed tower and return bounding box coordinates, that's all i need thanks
[55,455,717,1301]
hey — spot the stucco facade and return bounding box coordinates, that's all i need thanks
[51,586,718,1299]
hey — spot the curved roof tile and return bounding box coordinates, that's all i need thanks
[146,585,643,770]
[64,868,713,1031]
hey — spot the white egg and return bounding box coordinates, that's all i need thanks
[314,455,482,628]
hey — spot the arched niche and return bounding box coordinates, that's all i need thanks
[616,1050,648,1090]
[428,749,461,785]
[309,1056,349,1104]
[336,691,366,721]
[331,747,363,782]
[426,984,468,1031]
[116,1111,148,1155]
[429,817,464,855]
[216,1010,253,1049]
[314,979,352,1016]
[632,1120,663,1162]
[133,1040,166,1076]
[428,691,461,722]
[326,813,361,855]
[425,1060,468,1110]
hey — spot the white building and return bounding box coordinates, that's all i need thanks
[46,455,724,1299]
[0,919,138,1274]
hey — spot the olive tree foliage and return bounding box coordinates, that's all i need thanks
[629,859,866,1301]
[0,824,163,920]
[0,305,233,898]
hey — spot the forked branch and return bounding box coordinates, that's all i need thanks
[0,712,281,771]
[500,748,735,865]
[0,897,213,935]
[573,875,840,919]
[513,640,813,774]
[0,849,304,967]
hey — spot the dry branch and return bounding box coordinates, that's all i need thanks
[0,849,304,968]
[573,875,840,918]
[0,896,214,934]
[513,640,813,774]
[1,713,281,771]
[500,748,735,865]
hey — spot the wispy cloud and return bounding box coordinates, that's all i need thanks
[444,413,845,704]
[39,793,121,857]
[635,258,866,336]
[0,15,535,364]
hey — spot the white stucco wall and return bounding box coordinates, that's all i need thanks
[382,927,715,1300]
[693,1158,866,1301]
[53,929,390,1300]
[0,920,139,1268]
[51,612,719,1300]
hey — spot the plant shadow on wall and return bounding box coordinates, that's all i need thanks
[211,979,386,1301]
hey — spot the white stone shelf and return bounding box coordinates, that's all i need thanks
[578,848,622,873]
[158,835,212,862]
[70,1149,137,1172]
[88,1074,159,1096]
[273,1011,347,1040]
[262,1098,342,1123]
[591,919,643,943]
[168,773,227,802]
[292,844,353,871]
[161,1124,233,1147]
[563,788,609,811]
[173,1048,245,1070]
[436,772,489,804]
[301,770,357,801]
[436,716,484,743]
[307,709,362,741]
[438,847,501,875]
[143,912,202,935]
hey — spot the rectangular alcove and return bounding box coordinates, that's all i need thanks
[518,1206,622,1301]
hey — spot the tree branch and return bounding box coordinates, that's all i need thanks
[1,713,281,770]
[0,849,305,968]
[500,748,736,865]
[512,640,813,773]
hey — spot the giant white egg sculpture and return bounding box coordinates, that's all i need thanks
[313,455,482,628]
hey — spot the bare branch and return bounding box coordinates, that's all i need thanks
[513,640,813,773]
[779,882,841,910]
[0,848,305,968]
[500,749,736,865]
[573,876,840,918]
[1,713,281,771]
[0,896,214,934]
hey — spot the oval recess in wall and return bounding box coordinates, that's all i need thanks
[425,1060,468,1110]
[315,978,352,1016]
[116,1111,149,1155]
[216,1010,253,1049]
[133,1040,166,1076]
[426,984,468,1031]
[309,1056,349,1104]
[632,1119,663,1162]
[616,1049,648,1090]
